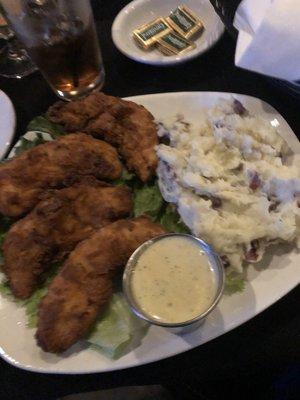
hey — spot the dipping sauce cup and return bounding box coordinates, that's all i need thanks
[123,233,224,333]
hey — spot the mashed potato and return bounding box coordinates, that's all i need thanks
[157,99,300,272]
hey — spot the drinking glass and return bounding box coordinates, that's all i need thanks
[0,0,105,100]
[0,12,37,78]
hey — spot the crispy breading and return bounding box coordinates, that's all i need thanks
[47,92,158,182]
[47,92,110,131]
[3,178,133,299]
[0,133,122,217]
[36,216,165,353]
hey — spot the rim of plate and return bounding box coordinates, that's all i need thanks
[0,90,16,159]
[111,0,225,66]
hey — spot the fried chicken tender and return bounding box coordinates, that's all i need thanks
[36,216,165,353]
[0,133,122,217]
[47,92,158,182]
[3,178,133,299]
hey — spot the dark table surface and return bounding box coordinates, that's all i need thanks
[0,1,299,400]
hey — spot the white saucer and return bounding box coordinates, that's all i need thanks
[0,90,15,159]
[112,0,225,66]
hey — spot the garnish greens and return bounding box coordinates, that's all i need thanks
[114,167,190,233]
[87,293,148,359]
[12,117,64,157]
[14,132,49,156]
[224,272,245,294]
[27,116,65,138]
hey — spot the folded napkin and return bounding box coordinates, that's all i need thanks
[234,0,300,81]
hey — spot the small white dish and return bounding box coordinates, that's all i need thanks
[0,90,15,159]
[112,0,225,66]
[123,233,225,331]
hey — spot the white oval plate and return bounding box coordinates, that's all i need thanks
[112,0,225,66]
[0,92,299,374]
[0,89,15,159]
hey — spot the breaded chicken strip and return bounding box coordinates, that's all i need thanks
[47,92,105,131]
[3,178,133,299]
[47,92,158,182]
[36,216,165,353]
[0,133,122,217]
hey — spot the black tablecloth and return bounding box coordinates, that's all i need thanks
[0,2,299,399]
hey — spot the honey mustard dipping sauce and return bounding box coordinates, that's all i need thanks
[130,235,219,324]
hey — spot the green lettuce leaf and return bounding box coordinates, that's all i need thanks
[113,168,136,187]
[14,133,48,156]
[27,116,65,138]
[160,204,190,234]
[23,286,48,328]
[133,182,164,219]
[225,272,245,294]
[12,116,65,157]
[86,293,148,359]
